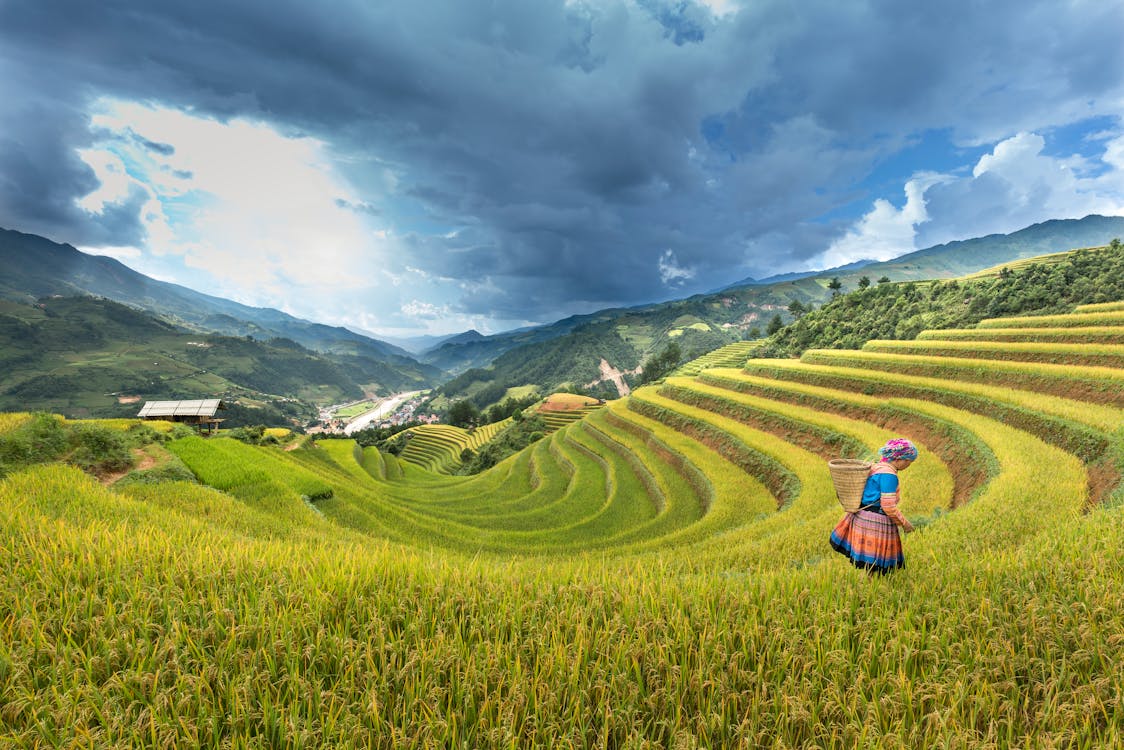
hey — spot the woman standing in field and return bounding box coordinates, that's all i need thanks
[829,438,917,575]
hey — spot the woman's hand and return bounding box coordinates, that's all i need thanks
[901,519,915,534]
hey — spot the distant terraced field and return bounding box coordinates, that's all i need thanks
[3,304,1124,747]
[395,419,512,473]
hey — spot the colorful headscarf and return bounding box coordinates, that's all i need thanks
[879,438,918,462]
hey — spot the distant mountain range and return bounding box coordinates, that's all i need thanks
[2,215,1123,421]
[0,227,442,384]
[718,257,877,290]
[429,214,1124,405]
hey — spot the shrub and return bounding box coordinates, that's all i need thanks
[0,412,67,477]
[68,423,133,475]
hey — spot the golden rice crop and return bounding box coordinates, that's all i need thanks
[0,412,32,435]
[3,305,1124,747]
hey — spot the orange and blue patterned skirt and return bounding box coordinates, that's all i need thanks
[829,509,904,574]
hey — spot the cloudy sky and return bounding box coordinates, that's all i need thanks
[2,0,1124,337]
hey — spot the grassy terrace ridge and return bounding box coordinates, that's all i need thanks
[860,338,1124,367]
[916,325,1124,343]
[1076,300,1124,312]
[976,309,1124,327]
[5,294,1124,745]
[799,348,1124,406]
[672,339,760,376]
[396,418,512,473]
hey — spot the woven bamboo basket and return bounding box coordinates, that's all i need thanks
[828,458,872,513]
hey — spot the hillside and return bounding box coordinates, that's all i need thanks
[0,227,442,383]
[756,238,1124,357]
[3,289,1123,745]
[431,215,1124,411]
[0,296,433,424]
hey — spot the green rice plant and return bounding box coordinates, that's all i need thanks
[397,421,512,474]
[2,440,1123,746]
[1074,300,1124,312]
[672,340,760,376]
[917,325,1124,344]
[0,412,33,435]
[799,348,1124,406]
[862,338,1124,368]
[738,360,1124,433]
[976,310,1124,328]
[168,436,333,502]
[727,362,1120,507]
[5,295,1124,746]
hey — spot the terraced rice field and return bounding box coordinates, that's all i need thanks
[3,305,1124,746]
[396,419,511,473]
[672,339,760,376]
[535,392,605,432]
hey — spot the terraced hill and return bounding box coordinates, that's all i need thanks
[3,303,1124,746]
[395,419,512,474]
[533,392,605,432]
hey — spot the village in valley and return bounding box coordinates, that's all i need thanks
[311,391,439,435]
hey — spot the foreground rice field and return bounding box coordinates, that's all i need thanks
[3,305,1124,747]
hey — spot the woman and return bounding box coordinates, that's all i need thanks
[829,438,917,575]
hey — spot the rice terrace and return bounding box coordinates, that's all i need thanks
[2,243,1123,747]
[5,2,1124,746]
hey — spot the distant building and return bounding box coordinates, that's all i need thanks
[138,399,227,434]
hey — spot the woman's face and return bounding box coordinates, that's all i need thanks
[893,458,915,471]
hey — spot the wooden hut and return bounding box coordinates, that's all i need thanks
[138,399,226,434]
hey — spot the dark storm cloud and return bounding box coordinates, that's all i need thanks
[1,0,1122,321]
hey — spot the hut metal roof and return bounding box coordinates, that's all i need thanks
[137,399,226,418]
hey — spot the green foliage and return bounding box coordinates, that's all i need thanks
[6,225,1124,748]
[0,412,67,476]
[755,243,1124,357]
[351,420,423,448]
[67,423,134,475]
[638,342,683,385]
[226,425,282,446]
[485,394,539,424]
[457,414,550,474]
[447,399,481,428]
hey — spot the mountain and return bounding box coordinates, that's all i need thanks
[0,295,425,424]
[0,227,442,389]
[372,331,465,354]
[719,258,878,290]
[416,312,619,375]
[432,215,1124,409]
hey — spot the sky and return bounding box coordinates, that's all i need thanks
[2,0,1124,338]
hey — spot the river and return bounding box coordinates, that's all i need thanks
[342,391,422,434]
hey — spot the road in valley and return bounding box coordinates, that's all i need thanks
[343,391,422,434]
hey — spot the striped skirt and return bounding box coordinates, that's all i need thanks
[829,510,904,574]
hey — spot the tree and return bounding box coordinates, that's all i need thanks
[638,342,683,384]
[877,276,891,284]
[766,314,784,335]
[827,277,843,296]
[447,399,480,428]
[787,300,807,319]
[857,276,871,289]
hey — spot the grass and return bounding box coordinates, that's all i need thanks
[3,300,1124,746]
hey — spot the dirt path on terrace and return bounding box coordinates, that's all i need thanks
[100,449,157,486]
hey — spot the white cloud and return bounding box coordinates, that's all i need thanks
[77,99,391,307]
[696,0,740,17]
[75,149,137,212]
[658,249,695,285]
[402,300,451,320]
[817,130,1124,269]
[810,173,946,269]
